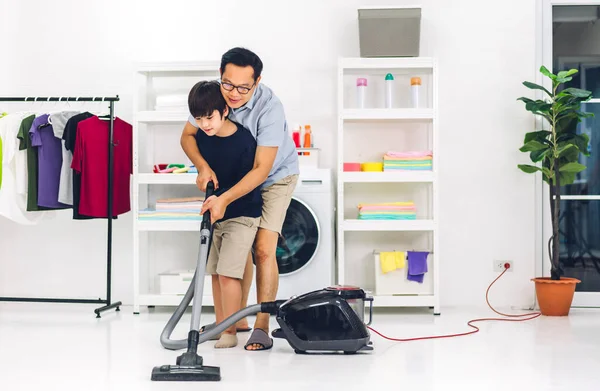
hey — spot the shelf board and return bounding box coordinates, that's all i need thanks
[343,219,434,232]
[138,173,196,185]
[370,294,436,308]
[341,171,434,183]
[136,111,189,123]
[136,61,219,73]
[137,219,201,232]
[339,57,434,70]
[342,108,433,121]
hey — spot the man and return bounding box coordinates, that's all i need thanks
[180,47,299,351]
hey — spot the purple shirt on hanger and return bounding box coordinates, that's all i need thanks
[29,114,70,209]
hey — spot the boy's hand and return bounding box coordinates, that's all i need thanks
[197,168,219,192]
[201,195,228,224]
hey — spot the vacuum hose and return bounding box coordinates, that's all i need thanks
[158,181,277,350]
[159,269,263,350]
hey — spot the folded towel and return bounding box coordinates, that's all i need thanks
[383,156,432,161]
[358,201,417,220]
[385,150,432,158]
[379,251,406,274]
[358,214,416,220]
[383,159,432,163]
[380,252,396,274]
[407,251,429,283]
[360,205,416,211]
[358,201,415,209]
[384,166,432,171]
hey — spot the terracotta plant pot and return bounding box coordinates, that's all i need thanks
[531,277,580,316]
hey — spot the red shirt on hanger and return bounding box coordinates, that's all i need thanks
[71,116,132,218]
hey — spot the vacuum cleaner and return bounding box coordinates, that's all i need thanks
[151,181,374,382]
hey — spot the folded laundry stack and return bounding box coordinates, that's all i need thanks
[139,197,203,220]
[357,202,417,220]
[383,150,433,171]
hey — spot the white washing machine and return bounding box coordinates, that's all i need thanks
[248,168,335,302]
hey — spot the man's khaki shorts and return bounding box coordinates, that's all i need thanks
[206,216,260,279]
[259,174,299,234]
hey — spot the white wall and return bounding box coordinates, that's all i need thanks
[0,0,538,309]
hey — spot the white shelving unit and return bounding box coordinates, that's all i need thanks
[132,61,220,314]
[336,57,440,313]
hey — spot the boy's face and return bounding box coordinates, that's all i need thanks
[220,64,261,109]
[195,108,227,136]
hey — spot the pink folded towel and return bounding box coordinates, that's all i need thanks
[385,150,432,158]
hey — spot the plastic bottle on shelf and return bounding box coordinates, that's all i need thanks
[385,73,394,108]
[411,77,422,108]
[356,78,367,108]
[303,125,312,155]
[292,124,301,148]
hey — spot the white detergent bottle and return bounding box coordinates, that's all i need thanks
[385,73,394,108]
[411,77,422,108]
[356,78,367,108]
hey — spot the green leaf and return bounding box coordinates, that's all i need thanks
[531,148,552,163]
[542,167,552,178]
[523,81,552,96]
[559,170,577,186]
[556,76,573,83]
[524,130,551,144]
[558,69,578,78]
[540,65,556,80]
[520,141,548,152]
[562,87,593,98]
[518,164,541,174]
[559,162,586,173]
[557,144,575,157]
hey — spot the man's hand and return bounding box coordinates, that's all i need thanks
[196,167,219,192]
[201,195,228,224]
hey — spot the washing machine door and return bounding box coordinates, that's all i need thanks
[276,197,320,276]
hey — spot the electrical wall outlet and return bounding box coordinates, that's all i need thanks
[494,260,513,272]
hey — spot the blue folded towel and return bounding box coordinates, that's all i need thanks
[407,251,429,283]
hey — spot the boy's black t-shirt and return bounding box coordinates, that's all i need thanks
[195,121,262,222]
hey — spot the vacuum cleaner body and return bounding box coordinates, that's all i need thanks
[272,286,374,354]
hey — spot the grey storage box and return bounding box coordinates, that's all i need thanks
[358,7,421,57]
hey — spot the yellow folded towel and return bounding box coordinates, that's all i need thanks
[379,251,406,274]
[395,251,406,269]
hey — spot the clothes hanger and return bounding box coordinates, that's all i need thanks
[97,98,114,121]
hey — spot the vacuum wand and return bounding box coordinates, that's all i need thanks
[152,181,223,381]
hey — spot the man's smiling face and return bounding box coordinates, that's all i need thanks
[220,64,260,109]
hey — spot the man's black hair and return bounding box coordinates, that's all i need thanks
[188,80,228,119]
[220,47,263,80]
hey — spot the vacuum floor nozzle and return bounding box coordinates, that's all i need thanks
[151,364,221,382]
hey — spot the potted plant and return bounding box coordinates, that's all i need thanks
[517,66,594,316]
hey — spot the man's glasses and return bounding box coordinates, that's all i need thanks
[221,81,255,95]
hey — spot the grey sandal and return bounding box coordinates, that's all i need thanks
[244,328,273,351]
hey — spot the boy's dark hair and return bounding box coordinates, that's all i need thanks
[188,80,228,119]
[220,47,263,80]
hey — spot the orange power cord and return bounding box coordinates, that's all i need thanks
[367,264,542,342]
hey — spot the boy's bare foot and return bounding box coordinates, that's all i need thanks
[214,333,238,349]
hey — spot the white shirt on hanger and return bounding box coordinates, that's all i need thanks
[0,113,48,224]
[49,111,79,205]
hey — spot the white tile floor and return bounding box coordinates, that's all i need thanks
[1,303,599,391]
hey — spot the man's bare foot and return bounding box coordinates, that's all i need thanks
[244,328,273,351]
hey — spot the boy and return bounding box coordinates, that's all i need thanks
[187,80,262,348]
